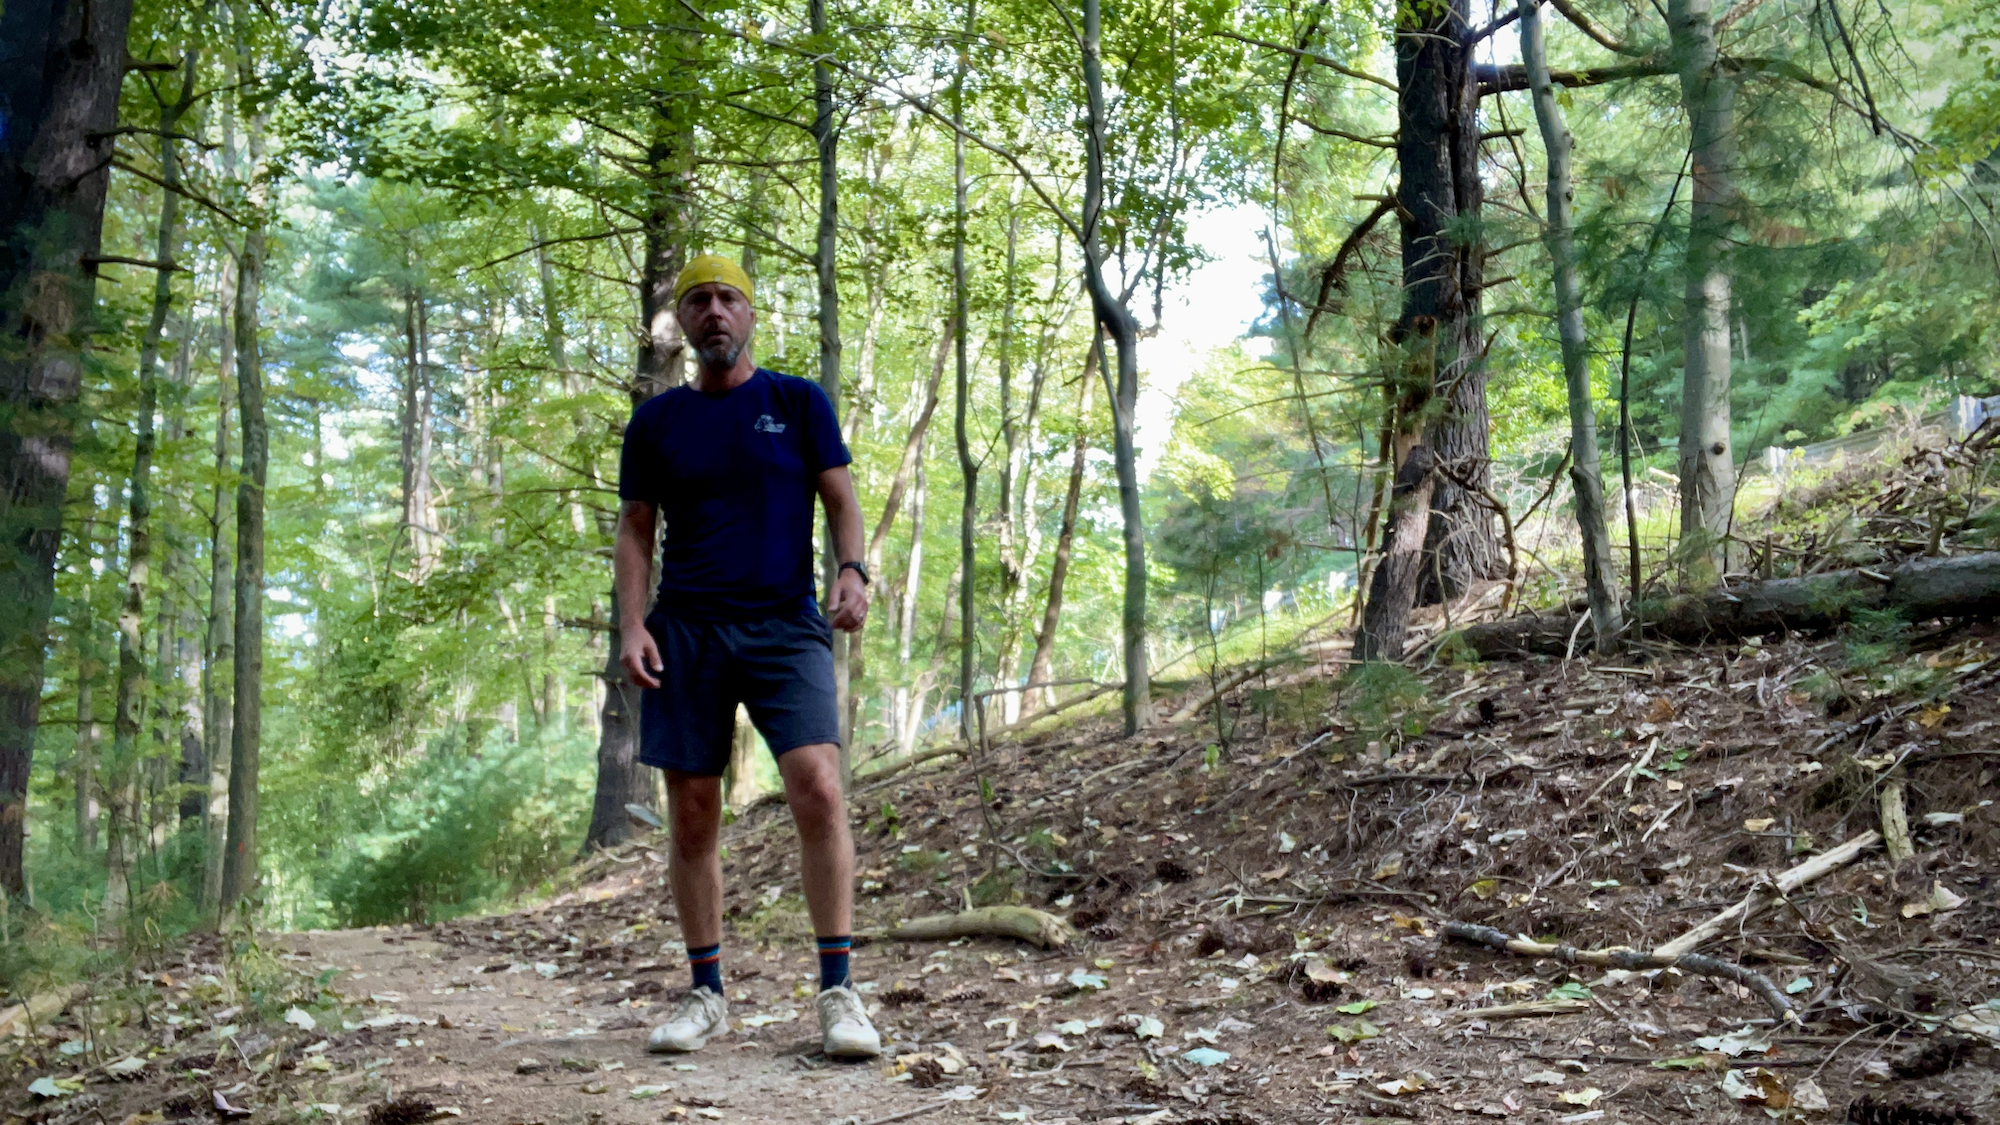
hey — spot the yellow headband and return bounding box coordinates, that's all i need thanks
[674,254,753,304]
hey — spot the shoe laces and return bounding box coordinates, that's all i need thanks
[672,989,717,1024]
[819,986,865,1024]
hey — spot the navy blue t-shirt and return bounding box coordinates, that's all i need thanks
[617,368,852,621]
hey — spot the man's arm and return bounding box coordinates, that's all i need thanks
[816,465,869,632]
[615,500,663,688]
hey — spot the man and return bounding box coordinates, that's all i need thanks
[614,254,881,1060]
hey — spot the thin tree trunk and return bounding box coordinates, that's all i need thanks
[893,458,929,756]
[585,110,690,851]
[865,324,952,582]
[1025,342,1095,710]
[1080,0,1150,734]
[809,0,851,764]
[0,0,137,896]
[219,104,269,915]
[1670,0,1736,577]
[201,254,236,921]
[993,196,1028,723]
[1522,0,1622,649]
[952,4,978,741]
[73,592,101,854]
[106,58,199,917]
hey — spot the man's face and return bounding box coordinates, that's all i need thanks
[676,282,753,369]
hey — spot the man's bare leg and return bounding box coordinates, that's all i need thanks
[649,770,731,1054]
[776,742,853,936]
[665,770,725,948]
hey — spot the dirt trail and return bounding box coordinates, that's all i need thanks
[275,927,930,1125]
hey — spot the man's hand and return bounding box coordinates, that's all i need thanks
[621,625,664,689]
[826,568,869,632]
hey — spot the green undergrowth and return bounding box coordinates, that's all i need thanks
[323,733,595,927]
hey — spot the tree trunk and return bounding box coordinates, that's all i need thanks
[106,59,198,916]
[1081,0,1150,735]
[219,105,268,915]
[894,459,929,754]
[72,593,101,854]
[1398,0,1501,603]
[1460,553,2000,658]
[0,0,137,896]
[952,11,978,742]
[1670,0,1736,578]
[584,110,690,851]
[809,0,851,764]
[1025,345,1095,710]
[1522,0,1622,650]
[1359,321,1442,662]
[200,254,235,921]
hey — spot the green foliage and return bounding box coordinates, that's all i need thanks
[323,734,593,926]
[1335,663,1434,741]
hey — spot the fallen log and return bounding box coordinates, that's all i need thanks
[1458,552,2000,659]
[0,983,85,1040]
[858,906,1077,949]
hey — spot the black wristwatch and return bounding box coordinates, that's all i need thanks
[839,560,870,586]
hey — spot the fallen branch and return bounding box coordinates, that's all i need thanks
[858,906,1078,949]
[1652,830,1881,959]
[855,683,1123,785]
[1443,921,1794,1019]
[1167,662,1271,724]
[1445,998,1589,1021]
[1879,780,1914,864]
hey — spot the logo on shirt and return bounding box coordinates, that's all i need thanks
[753,414,787,434]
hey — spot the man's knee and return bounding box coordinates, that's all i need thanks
[781,744,846,829]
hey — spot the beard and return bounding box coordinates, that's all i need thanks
[695,335,745,369]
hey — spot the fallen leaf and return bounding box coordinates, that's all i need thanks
[1720,1067,1789,1107]
[1183,1047,1230,1067]
[1556,1087,1602,1107]
[1279,832,1297,854]
[628,1086,673,1100]
[1693,1026,1771,1057]
[1030,1031,1070,1053]
[1372,853,1404,880]
[1743,818,1775,832]
[937,1085,981,1101]
[1325,1019,1381,1043]
[285,1007,318,1032]
[1932,881,1967,912]
[27,1078,73,1099]
[1065,969,1108,991]
[1335,1000,1377,1014]
[1791,1077,1830,1113]
[1376,1074,1425,1096]
[106,1055,147,1075]
[1521,1071,1566,1085]
[212,1092,253,1119]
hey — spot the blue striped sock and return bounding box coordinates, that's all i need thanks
[816,936,852,990]
[686,943,723,994]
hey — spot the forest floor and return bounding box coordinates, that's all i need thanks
[10,619,2000,1125]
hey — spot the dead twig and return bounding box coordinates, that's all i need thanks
[1443,921,1795,1019]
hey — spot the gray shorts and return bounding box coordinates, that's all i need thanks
[638,608,841,775]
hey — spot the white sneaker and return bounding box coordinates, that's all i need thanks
[816,984,882,1059]
[647,987,729,1053]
